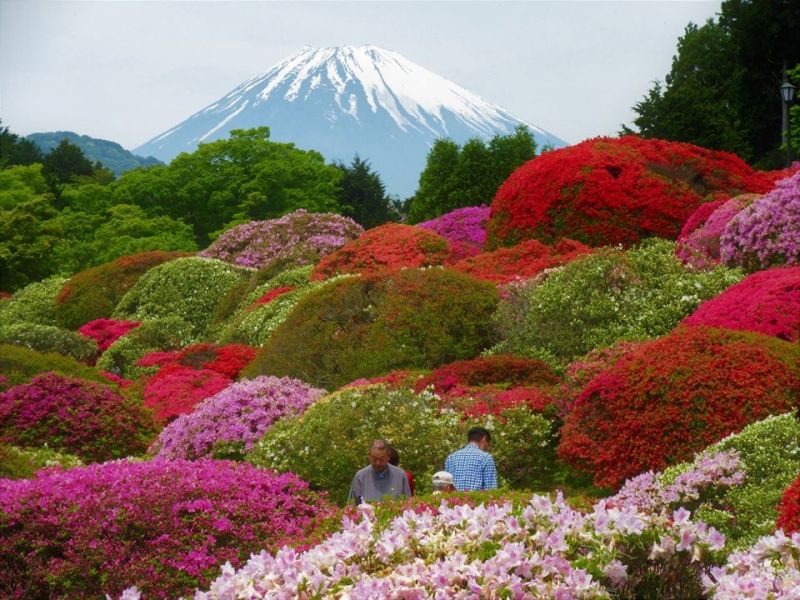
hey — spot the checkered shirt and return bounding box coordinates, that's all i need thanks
[444,443,498,491]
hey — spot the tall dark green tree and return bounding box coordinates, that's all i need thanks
[42,139,95,184]
[335,156,392,229]
[0,121,45,168]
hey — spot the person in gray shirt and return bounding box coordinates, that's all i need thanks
[349,439,411,504]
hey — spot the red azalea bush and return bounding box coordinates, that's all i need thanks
[452,238,592,284]
[311,223,450,280]
[462,386,556,419]
[558,327,800,489]
[486,136,776,249]
[0,372,157,462]
[683,267,800,342]
[0,459,334,599]
[247,285,296,310]
[777,474,800,534]
[677,197,727,240]
[138,342,257,379]
[78,318,141,351]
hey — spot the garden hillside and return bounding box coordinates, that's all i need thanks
[1,133,800,600]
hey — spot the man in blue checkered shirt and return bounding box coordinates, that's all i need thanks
[444,426,498,491]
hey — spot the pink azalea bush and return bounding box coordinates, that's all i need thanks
[417,205,490,261]
[721,170,800,271]
[152,376,326,460]
[683,267,800,342]
[199,209,363,270]
[0,459,334,599]
[78,318,141,351]
[0,372,156,462]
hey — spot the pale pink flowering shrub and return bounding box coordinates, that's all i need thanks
[152,376,325,460]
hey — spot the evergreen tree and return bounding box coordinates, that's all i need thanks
[42,139,95,184]
[0,121,44,168]
[335,156,392,229]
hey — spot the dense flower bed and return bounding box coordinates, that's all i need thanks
[486,136,775,249]
[0,459,334,599]
[778,474,800,535]
[451,238,592,284]
[153,376,325,460]
[54,251,190,330]
[417,205,490,261]
[0,276,66,329]
[245,268,498,389]
[200,209,363,270]
[558,327,800,489]
[311,223,450,280]
[0,372,156,462]
[78,318,141,351]
[683,267,800,342]
[721,170,800,271]
[676,194,759,269]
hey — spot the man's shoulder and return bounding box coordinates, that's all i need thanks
[354,465,372,479]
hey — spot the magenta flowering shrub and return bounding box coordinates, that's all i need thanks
[721,170,800,271]
[676,194,759,269]
[417,205,490,261]
[683,267,800,342]
[200,209,363,270]
[153,376,326,460]
[0,372,156,462]
[0,459,333,599]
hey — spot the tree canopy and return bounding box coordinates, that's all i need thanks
[334,155,392,229]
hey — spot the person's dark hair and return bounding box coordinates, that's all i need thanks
[467,426,491,443]
[388,446,400,466]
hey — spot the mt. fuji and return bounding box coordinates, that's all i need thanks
[134,45,567,197]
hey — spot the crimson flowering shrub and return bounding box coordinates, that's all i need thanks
[677,198,726,240]
[0,372,156,462]
[778,474,800,534]
[721,170,800,271]
[152,376,326,460]
[676,194,759,269]
[138,342,257,379]
[0,459,334,599]
[558,327,800,489]
[200,209,363,270]
[311,223,450,280]
[414,355,561,395]
[683,267,800,342]
[486,136,775,249]
[452,238,592,284]
[247,285,296,309]
[78,318,141,351]
[417,205,489,261]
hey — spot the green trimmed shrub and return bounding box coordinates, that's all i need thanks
[0,323,97,362]
[493,238,743,365]
[244,268,499,389]
[0,444,83,480]
[0,276,66,328]
[53,251,191,330]
[113,257,250,338]
[661,412,800,549]
[0,344,109,391]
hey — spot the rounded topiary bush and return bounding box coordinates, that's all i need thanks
[113,257,250,338]
[683,266,800,342]
[417,205,490,261]
[311,223,450,280]
[486,136,775,249]
[244,268,499,389]
[452,238,592,284]
[153,376,326,460]
[200,209,363,270]
[0,459,334,599]
[0,372,157,462]
[54,251,190,330]
[721,170,800,271]
[778,472,800,534]
[0,323,98,362]
[492,238,743,364]
[558,327,800,489]
[0,276,66,328]
[0,444,83,480]
[0,344,110,391]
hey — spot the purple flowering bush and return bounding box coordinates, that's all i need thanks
[417,205,490,261]
[200,209,363,270]
[152,376,326,460]
[0,372,157,462]
[721,170,800,271]
[0,459,334,599]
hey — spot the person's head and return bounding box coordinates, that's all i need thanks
[467,426,491,451]
[368,439,392,472]
[388,446,400,467]
[432,470,455,493]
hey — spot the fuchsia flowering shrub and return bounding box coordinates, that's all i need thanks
[78,318,141,351]
[417,205,490,261]
[721,170,800,271]
[0,372,156,462]
[683,267,800,342]
[200,209,363,269]
[153,376,326,460]
[0,459,334,599]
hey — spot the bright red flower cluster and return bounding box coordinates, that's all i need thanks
[486,136,776,249]
[78,318,141,351]
[311,223,450,280]
[558,327,800,489]
[462,386,556,419]
[452,238,592,284]
[777,473,800,533]
[247,285,296,310]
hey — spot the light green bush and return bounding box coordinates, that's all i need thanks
[0,344,109,391]
[0,276,67,328]
[0,323,97,362]
[0,444,83,480]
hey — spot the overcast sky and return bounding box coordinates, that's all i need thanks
[0,0,722,150]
